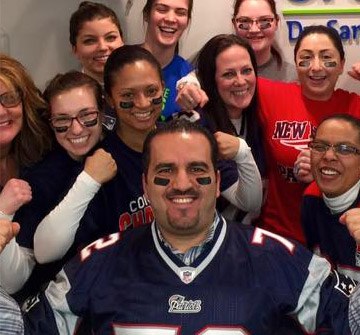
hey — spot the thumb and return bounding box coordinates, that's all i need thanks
[339,212,346,225]
[11,222,20,237]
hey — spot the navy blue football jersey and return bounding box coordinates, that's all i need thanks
[15,146,83,249]
[302,182,360,281]
[68,131,154,252]
[23,217,354,334]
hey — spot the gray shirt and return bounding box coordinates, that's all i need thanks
[258,54,298,83]
[0,286,24,334]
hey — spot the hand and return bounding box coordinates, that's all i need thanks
[340,208,360,245]
[176,83,209,110]
[348,62,360,81]
[214,131,240,160]
[0,178,32,215]
[294,149,313,183]
[84,149,117,184]
[0,220,20,254]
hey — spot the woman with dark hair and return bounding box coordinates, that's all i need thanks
[70,1,124,84]
[177,26,360,245]
[258,25,360,244]
[69,1,125,130]
[195,34,263,221]
[32,46,164,274]
[0,71,113,298]
[176,0,297,110]
[141,0,193,120]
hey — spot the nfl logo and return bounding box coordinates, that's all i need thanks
[180,269,196,284]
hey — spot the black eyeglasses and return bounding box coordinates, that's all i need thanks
[308,141,360,156]
[235,16,275,30]
[50,111,99,133]
[0,91,22,108]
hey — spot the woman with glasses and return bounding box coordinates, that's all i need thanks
[0,54,52,218]
[176,0,297,110]
[29,46,164,292]
[232,0,297,82]
[176,26,360,245]
[302,114,360,281]
[0,54,52,294]
[0,71,116,300]
[257,26,360,245]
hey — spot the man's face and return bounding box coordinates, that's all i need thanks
[143,131,220,241]
[311,119,360,198]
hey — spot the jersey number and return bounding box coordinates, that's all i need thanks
[113,325,249,334]
[251,227,295,254]
[80,233,120,261]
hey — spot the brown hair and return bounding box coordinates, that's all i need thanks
[0,54,52,167]
[43,70,104,118]
[69,1,123,47]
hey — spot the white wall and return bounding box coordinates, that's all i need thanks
[0,0,359,93]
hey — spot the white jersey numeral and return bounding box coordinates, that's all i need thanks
[251,227,295,254]
[113,325,249,334]
[80,233,120,261]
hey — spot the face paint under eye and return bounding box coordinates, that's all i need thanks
[298,60,310,68]
[154,176,170,186]
[119,101,134,109]
[323,61,337,68]
[196,177,211,185]
[151,96,163,105]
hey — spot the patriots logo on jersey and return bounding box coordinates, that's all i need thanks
[179,267,196,284]
[334,270,357,298]
[168,294,202,314]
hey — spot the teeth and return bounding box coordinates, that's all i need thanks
[0,120,11,126]
[133,111,151,120]
[172,198,193,204]
[69,136,88,144]
[310,76,326,80]
[321,168,338,176]
[232,89,248,96]
[94,55,109,61]
[160,27,176,33]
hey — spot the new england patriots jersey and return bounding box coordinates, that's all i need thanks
[302,182,360,281]
[75,131,154,244]
[23,217,354,334]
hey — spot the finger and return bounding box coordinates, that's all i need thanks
[348,70,360,80]
[12,222,20,237]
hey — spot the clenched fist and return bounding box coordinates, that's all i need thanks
[0,178,32,215]
[214,131,240,160]
[84,149,117,184]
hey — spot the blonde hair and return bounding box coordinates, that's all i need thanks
[0,54,52,167]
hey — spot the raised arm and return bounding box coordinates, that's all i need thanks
[216,132,262,212]
[34,149,117,264]
[0,178,32,219]
[176,71,209,110]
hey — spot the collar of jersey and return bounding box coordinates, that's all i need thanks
[151,213,227,284]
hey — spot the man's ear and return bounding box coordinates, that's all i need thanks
[216,170,221,198]
[142,173,149,201]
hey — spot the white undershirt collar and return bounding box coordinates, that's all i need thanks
[323,180,360,214]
